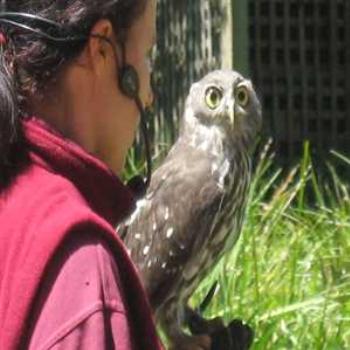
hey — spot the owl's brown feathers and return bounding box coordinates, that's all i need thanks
[122,70,262,349]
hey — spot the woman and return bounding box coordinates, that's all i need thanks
[0,0,163,349]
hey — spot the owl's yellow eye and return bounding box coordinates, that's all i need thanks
[236,86,249,107]
[205,87,223,109]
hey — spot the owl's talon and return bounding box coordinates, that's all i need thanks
[205,316,225,333]
[186,306,225,335]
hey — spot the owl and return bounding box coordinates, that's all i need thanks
[122,70,262,349]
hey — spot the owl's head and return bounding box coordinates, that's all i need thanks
[182,70,262,147]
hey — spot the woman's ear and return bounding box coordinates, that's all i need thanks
[87,19,116,71]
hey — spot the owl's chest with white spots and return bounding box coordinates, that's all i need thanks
[181,155,250,299]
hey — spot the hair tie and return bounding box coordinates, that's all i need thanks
[0,31,7,46]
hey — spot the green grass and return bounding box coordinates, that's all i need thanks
[190,142,350,349]
[124,139,350,349]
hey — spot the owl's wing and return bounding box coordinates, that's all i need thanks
[123,142,225,308]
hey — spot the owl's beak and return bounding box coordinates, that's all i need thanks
[229,106,235,126]
[226,97,235,127]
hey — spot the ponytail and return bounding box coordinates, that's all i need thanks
[0,52,26,189]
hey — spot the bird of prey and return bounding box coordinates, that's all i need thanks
[122,70,262,349]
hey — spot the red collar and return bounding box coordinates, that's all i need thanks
[23,117,136,226]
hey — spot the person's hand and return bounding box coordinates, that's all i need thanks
[208,319,254,350]
[186,307,254,350]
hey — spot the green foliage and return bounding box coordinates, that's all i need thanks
[190,141,350,349]
[124,133,350,348]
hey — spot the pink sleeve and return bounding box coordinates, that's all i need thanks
[27,234,135,350]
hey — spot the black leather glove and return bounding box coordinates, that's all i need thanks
[187,307,254,350]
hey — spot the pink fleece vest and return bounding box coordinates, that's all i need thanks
[0,117,161,349]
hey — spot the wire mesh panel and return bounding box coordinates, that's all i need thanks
[248,0,350,161]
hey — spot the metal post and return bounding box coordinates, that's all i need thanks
[220,0,234,70]
[233,0,249,75]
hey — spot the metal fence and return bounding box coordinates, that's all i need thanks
[248,0,350,161]
[146,0,349,162]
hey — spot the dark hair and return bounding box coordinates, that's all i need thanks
[0,0,147,188]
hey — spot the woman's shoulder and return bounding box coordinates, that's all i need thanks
[27,232,132,349]
[10,161,87,207]
[0,160,117,273]
[2,161,97,229]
